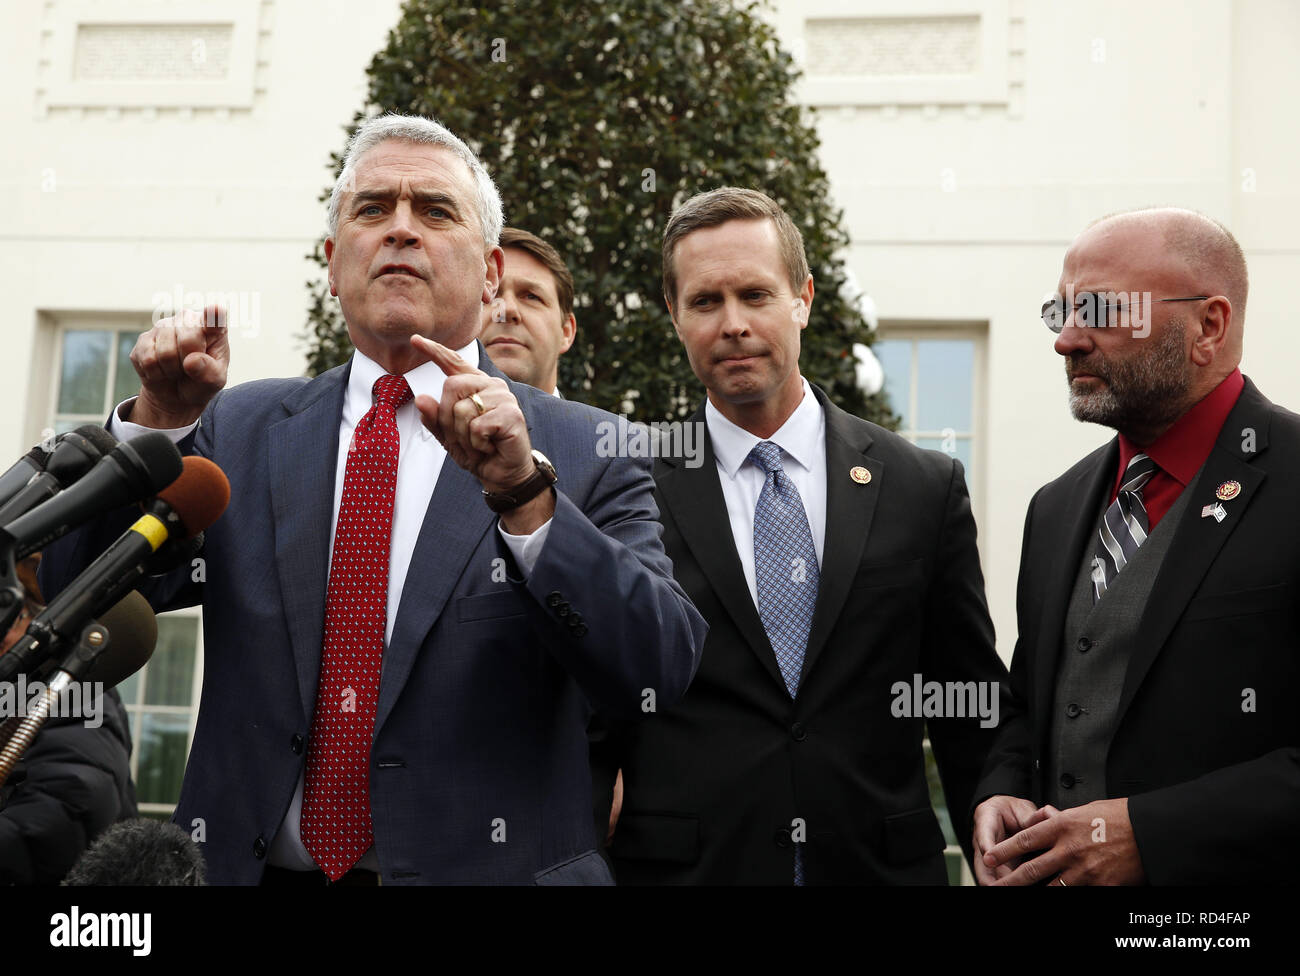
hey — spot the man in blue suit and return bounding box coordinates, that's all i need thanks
[40,114,705,885]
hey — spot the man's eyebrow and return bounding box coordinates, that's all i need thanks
[512,275,553,298]
[350,188,462,210]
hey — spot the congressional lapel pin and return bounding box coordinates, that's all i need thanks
[1215,480,1242,502]
[850,466,871,485]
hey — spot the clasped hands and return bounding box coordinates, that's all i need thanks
[972,795,1145,886]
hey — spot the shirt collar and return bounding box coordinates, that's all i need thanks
[706,378,824,479]
[1117,367,1244,489]
[348,340,480,406]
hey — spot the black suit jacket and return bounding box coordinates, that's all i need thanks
[975,377,1300,884]
[601,385,1012,884]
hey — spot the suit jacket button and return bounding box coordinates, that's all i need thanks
[573,623,588,637]
[1065,703,1081,718]
[547,591,563,608]
[791,722,807,741]
[773,828,792,849]
[557,602,571,617]
[253,835,267,859]
[1059,772,1075,789]
[1077,637,1093,652]
[291,734,305,755]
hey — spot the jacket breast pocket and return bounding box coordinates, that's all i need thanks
[852,557,926,592]
[1182,582,1292,622]
[457,590,528,623]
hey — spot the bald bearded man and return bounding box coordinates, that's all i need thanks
[973,207,1300,885]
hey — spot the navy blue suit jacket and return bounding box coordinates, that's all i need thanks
[41,349,705,884]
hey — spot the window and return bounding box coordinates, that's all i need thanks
[43,315,204,819]
[876,324,987,884]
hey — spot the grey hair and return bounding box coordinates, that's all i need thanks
[326,113,504,246]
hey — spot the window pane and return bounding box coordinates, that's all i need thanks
[113,331,139,407]
[57,331,111,415]
[916,340,974,432]
[143,616,199,707]
[117,666,142,708]
[135,712,191,805]
[874,339,912,430]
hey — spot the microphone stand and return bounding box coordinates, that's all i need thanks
[0,620,109,788]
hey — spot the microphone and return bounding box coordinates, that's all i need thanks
[0,431,183,562]
[63,819,206,885]
[0,456,229,684]
[0,426,118,527]
[0,443,54,511]
[0,590,159,759]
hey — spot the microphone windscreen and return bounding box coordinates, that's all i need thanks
[117,432,184,497]
[62,819,206,885]
[71,425,118,458]
[155,457,230,538]
[82,590,157,690]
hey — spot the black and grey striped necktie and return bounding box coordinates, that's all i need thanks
[1092,453,1158,602]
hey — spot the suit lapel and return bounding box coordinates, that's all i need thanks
[1116,381,1271,721]
[1032,440,1117,734]
[655,407,787,692]
[376,351,517,730]
[267,363,349,722]
[800,387,879,683]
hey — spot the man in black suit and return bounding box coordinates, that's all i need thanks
[601,187,1011,884]
[974,207,1299,885]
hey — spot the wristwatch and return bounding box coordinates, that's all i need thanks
[482,450,558,513]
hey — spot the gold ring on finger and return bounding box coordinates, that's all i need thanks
[470,392,487,416]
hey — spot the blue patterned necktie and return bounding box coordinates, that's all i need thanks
[749,440,819,886]
[1092,453,1157,603]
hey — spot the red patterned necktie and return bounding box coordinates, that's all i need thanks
[301,372,412,880]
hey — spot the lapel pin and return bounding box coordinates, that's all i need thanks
[1201,502,1227,522]
[850,466,871,485]
[1215,480,1242,501]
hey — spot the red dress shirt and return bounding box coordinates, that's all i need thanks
[1113,369,1245,530]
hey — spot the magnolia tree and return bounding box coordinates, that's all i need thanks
[304,0,894,425]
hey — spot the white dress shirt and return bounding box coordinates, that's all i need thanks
[111,342,552,873]
[705,378,827,608]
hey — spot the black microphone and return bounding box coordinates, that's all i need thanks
[63,819,206,885]
[0,426,118,527]
[0,431,183,563]
[0,456,229,684]
[0,443,54,511]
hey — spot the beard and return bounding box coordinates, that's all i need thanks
[1065,322,1192,439]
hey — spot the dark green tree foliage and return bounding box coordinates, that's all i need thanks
[305,0,895,426]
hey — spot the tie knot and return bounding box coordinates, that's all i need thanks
[748,441,785,475]
[1121,452,1157,492]
[372,374,413,411]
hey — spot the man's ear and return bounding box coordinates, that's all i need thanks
[324,238,337,296]
[559,313,577,353]
[1190,295,1232,368]
[794,273,815,329]
[483,245,505,304]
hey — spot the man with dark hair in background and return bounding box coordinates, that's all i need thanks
[481,227,577,397]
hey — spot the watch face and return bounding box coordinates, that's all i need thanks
[531,450,557,479]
